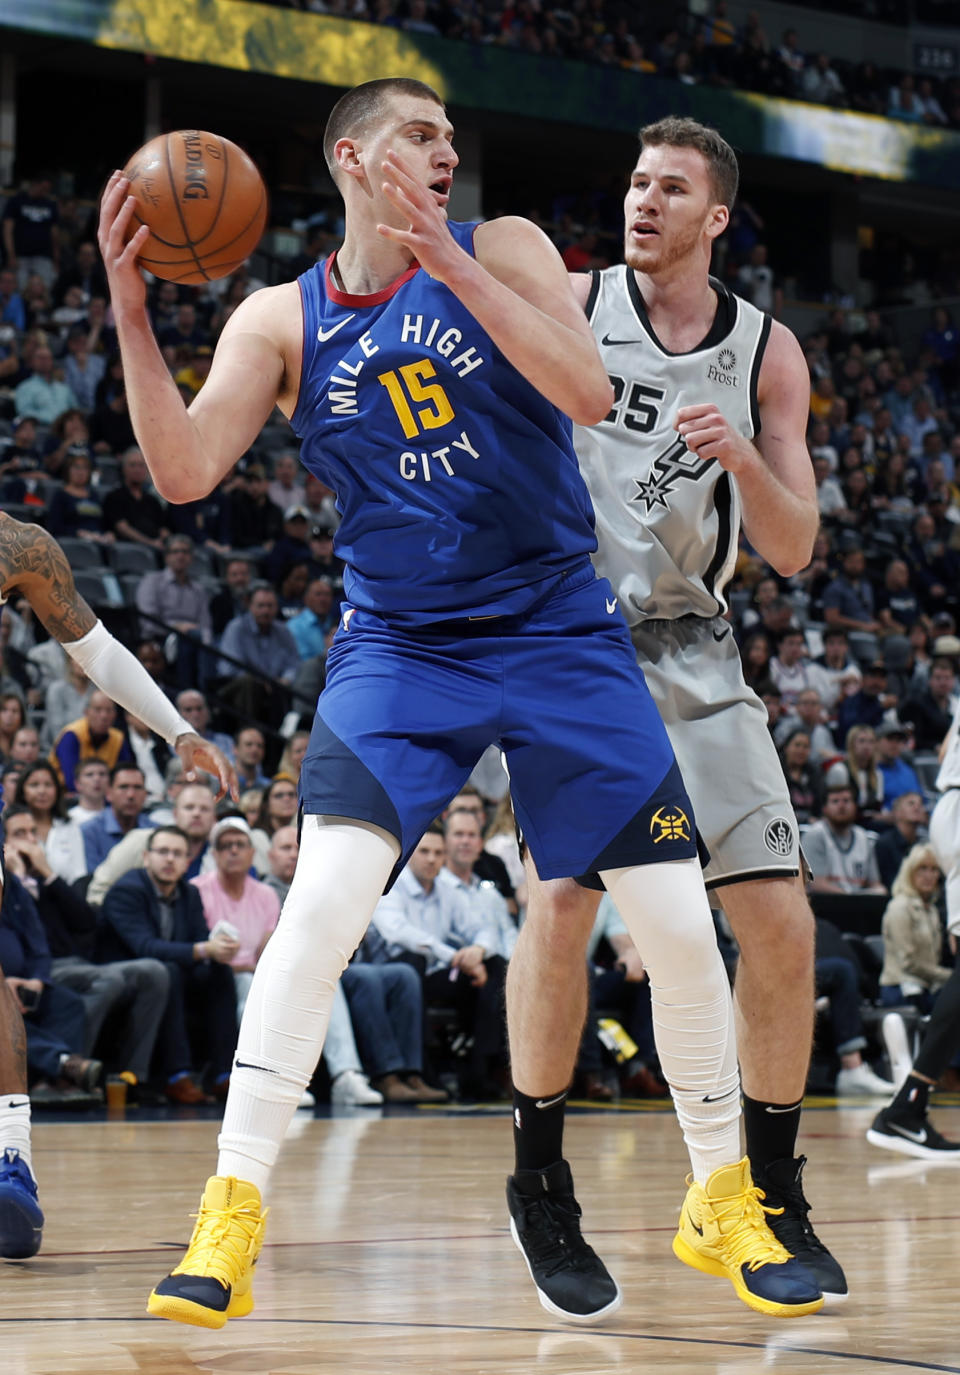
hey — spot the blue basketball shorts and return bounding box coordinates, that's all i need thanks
[299,561,701,886]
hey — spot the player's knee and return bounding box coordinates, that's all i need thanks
[524,876,598,951]
[727,882,814,971]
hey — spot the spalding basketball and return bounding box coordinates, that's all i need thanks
[122,130,268,285]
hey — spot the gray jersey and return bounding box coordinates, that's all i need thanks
[574,266,771,622]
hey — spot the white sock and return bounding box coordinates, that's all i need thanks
[217,816,399,1196]
[602,859,741,1183]
[0,1097,33,1174]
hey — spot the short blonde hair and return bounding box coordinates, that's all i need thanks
[891,843,942,900]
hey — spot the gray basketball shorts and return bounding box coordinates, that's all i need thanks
[631,615,800,890]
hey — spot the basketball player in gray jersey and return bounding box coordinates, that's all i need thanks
[505,117,848,1316]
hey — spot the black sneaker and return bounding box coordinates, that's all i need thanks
[867,1106,960,1161]
[506,1159,622,1323]
[753,1155,848,1304]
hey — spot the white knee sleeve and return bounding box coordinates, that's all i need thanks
[217,816,400,1194]
[602,859,741,1181]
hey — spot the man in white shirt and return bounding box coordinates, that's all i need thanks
[804,785,885,894]
[371,822,509,1097]
[440,809,517,959]
[769,628,816,713]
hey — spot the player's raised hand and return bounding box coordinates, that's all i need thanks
[97,172,150,312]
[377,149,463,284]
[173,732,239,803]
[675,403,755,475]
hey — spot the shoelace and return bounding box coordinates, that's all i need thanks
[708,1184,792,1274]
[518,1195,598,1277]
[179,1200,266,1286]
[0,1153,35,1193]
[762,1159,830,1258]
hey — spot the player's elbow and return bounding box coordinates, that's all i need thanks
[569,376,615,427]
[151,471,200,505]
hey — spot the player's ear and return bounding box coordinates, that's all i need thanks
[334,137,364,182]
[706,203,729,241]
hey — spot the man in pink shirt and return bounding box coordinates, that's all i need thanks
[192,817,280,1018]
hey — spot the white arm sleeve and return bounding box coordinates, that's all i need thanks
[61,619,195,747]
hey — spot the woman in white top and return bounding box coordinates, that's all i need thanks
[12,760,87,884]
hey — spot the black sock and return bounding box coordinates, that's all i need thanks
[890,1074,930,1118]
[513,1086,568,1173]
[742,1093,803,1174]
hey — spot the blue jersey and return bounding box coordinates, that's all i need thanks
[292,220,597,626]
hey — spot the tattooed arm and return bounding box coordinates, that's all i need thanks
[0,514,98,643]
[0,515,237,799]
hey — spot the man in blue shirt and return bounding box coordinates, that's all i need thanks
[876,722,924,817]
[287,577,338,661]
[822,545,882,636]
[80,764,152,871]
[217,584,300,730]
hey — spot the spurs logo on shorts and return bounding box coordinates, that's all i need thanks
[650,805,691,844]
[763,817,794,858]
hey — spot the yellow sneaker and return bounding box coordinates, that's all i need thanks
[672,1157,824,1317]
[147,1176,267,1329]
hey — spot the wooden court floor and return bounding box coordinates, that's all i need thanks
[5,1097,960,1375]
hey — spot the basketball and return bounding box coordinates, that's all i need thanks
[121,129,268,285]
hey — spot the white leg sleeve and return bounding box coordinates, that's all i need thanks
[217,815,400,1194]
[602,858,741,1182]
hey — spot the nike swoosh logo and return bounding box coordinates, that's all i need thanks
[702,1092,731,1103]
[5,1100,29,1110]
[687,1212,704,1236]
[535,1092,568,1110]
[606,598,618,614]
[888,1122,928,1145]
[234,1059,279,1075]
[765,1103,802,1114]
[712,628,730,642]
[601,334,643,347]
[317,314,356,342]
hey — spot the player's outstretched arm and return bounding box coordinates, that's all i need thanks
[98,173,288,504]
[378,152,611,424]
[0,516,237,800]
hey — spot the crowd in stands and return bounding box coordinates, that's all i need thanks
[3,118,960,1108]
[248,0,960,131]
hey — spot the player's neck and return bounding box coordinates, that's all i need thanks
[333,229,416,297]
[633,268,717,352]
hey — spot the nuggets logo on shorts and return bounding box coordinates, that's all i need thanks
[764,817,794,857]
[650,805,691,844]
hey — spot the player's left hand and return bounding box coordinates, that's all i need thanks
[377,149,463,284]
[675,404,756,475]
[173,732,238,802]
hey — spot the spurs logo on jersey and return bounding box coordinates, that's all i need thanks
[574,266,771,624]
[631,436,716,515]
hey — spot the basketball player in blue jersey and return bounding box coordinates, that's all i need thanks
[99,77,820,1328]
[506,115,848,1311]
[0,513,235,1259]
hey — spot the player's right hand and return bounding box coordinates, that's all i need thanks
[97,172,150,313]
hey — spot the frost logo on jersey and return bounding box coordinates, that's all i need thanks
[763,817,794,857]
[631,436,715,514]
[650,805,691,844]
[707,348,739,388]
